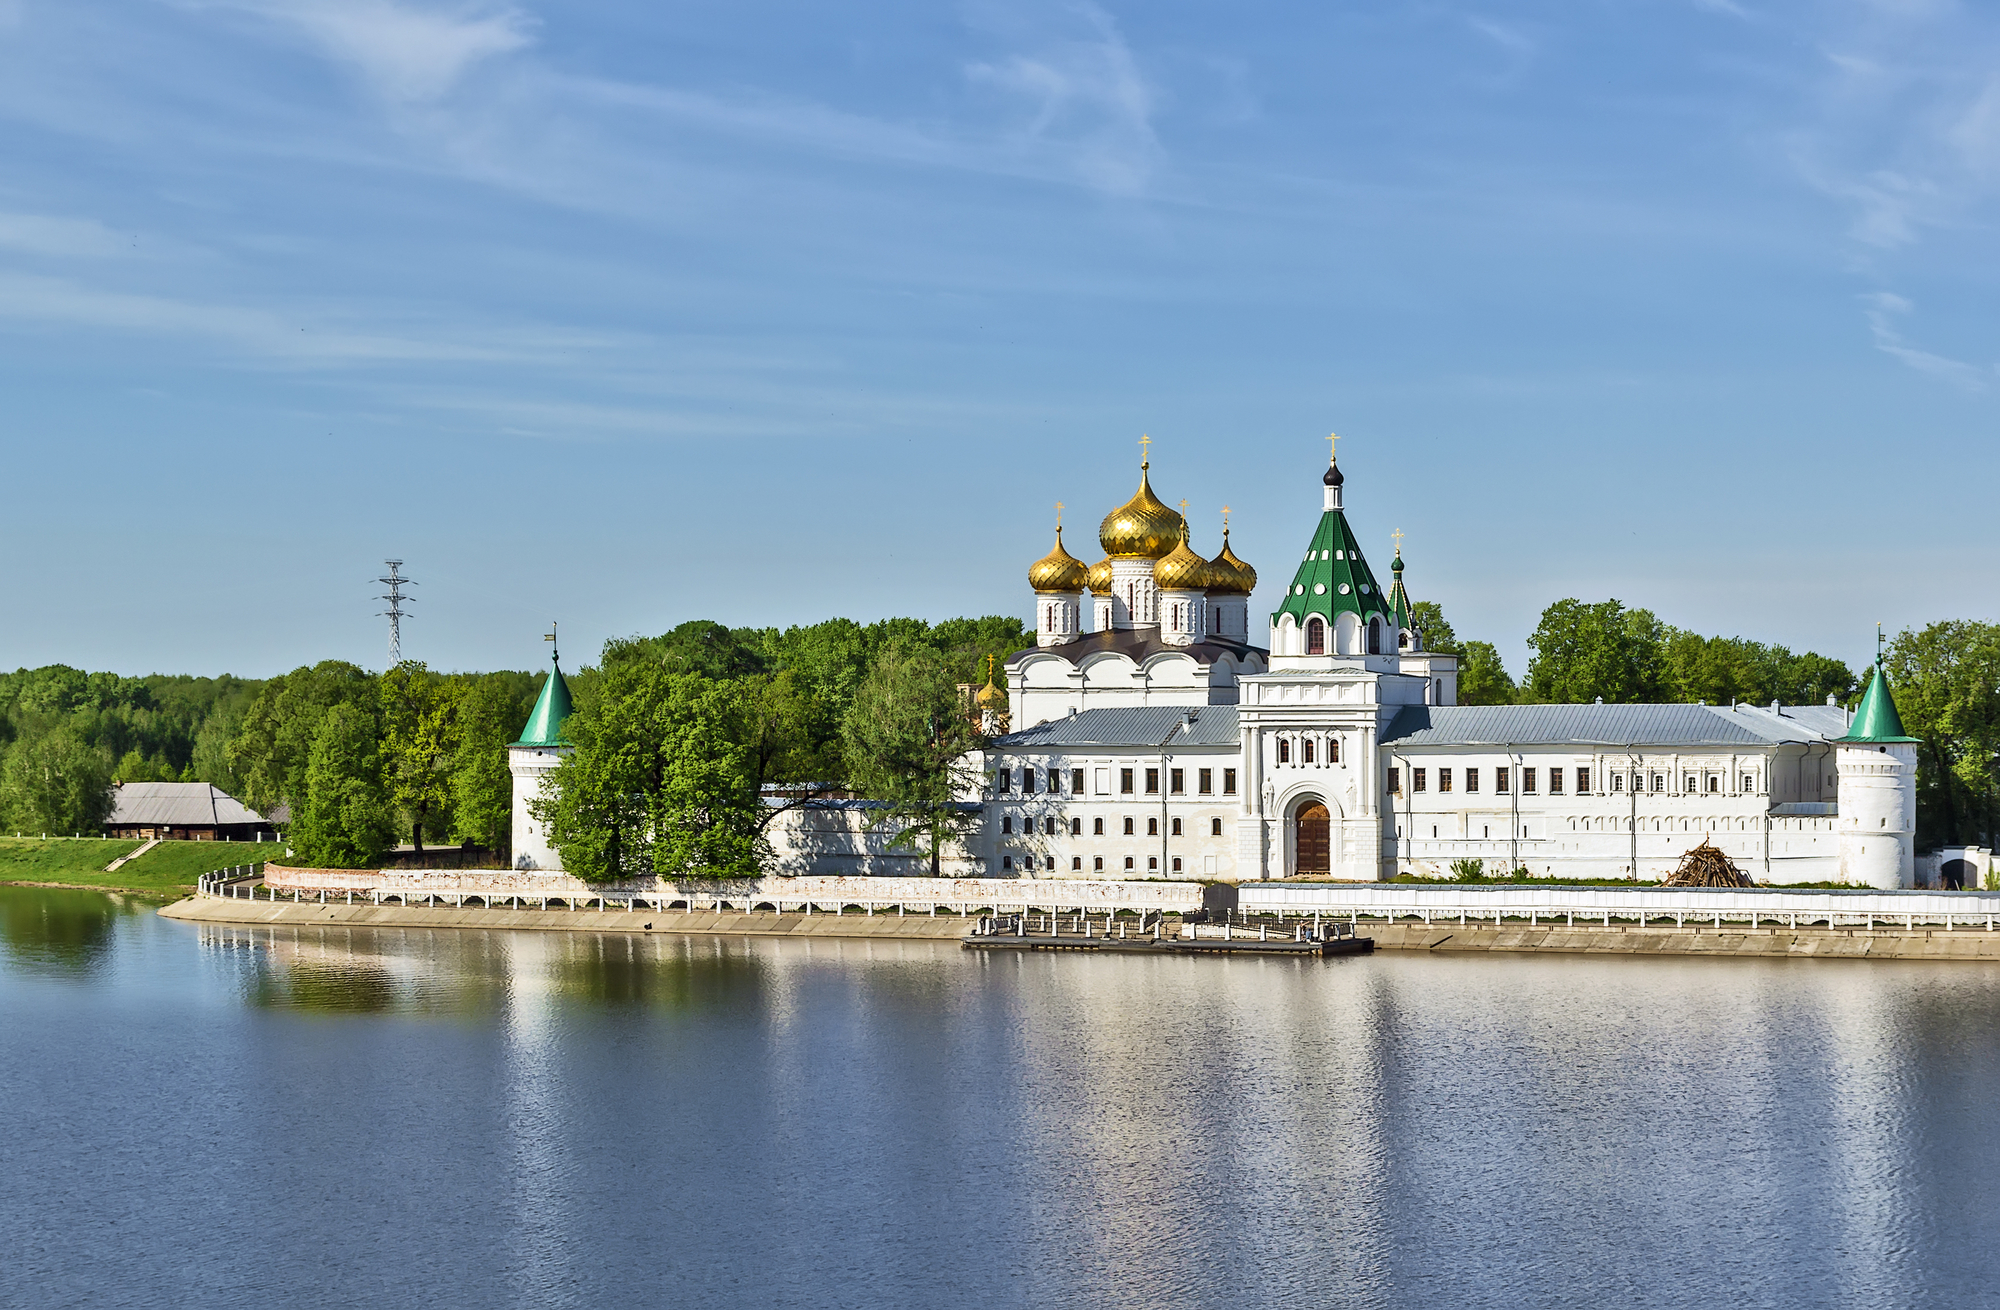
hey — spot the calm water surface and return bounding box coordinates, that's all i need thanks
[4,885,1999,1309]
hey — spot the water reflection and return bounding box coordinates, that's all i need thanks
[0,885,140,976]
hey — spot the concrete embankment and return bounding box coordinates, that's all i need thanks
[1367,921,2000,960]
[159,897,974,940]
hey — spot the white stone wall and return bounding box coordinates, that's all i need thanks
[984,747,1243,879]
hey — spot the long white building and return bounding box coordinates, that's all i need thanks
[980,447,1919,888]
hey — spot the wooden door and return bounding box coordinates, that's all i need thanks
[1295,803,1330,876]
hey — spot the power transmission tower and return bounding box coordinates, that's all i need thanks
[377,560,416,666]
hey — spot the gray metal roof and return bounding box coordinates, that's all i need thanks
[108,782,268,827]
[1379,703,1849,749]
[996,705,1241,750]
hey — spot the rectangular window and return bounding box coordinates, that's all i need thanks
[1414,768,1427,793]
[1070,817,1082,836]
[1001,815,1013,834]
[1210,817,1223,836]
[1439,768,1453,793]
[1388,767,1401,795]
[1071,857,1082,870]
[1071,769,1085,794]
[997,769,1012,794]
[1170,768,1185,795]
[1094,857,1104,871]
[1496,767,1509,794]
[1632,772,1643,792]
[1523,767,1537,794]
[1549,768,1563,794]
[1043,817,1056,836]
[1120,768,1135,794]
[1223,769,1237,795]
[1124,856,1134,870]
[1742,774,1755,792]
[1171,857,1182,873]
[1707,774,1720,793]
[1612,773,1624,793]
[1093,817,1105,835]
[1465,768,1479,793]
[1577,768,1590,792]
[1147,817,1159,836]
[1685,774,1696,794]
[1023,768,1036,794]
[1171,817,1182,837]
[1198,768,1213,794]
[1653,774,1665,792]
[1002,856,1013,870]
[1145,768,1160,794]
[1147,857,1158,871]
[1123,817,1135,835]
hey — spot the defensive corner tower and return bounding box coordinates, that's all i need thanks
[509,634,574,872]
[1836,655,1919,890]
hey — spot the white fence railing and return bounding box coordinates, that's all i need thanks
[1239,882,2000,930]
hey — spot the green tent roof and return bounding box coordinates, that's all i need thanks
[1272,504,1390,631]
[513,653,573,747]
[1842,664,1918,744]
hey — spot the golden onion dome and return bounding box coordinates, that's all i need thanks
[1207,530,1256,594]
[975,673,1005,710]
[1085,556,1115,595]
[1098,465,1184,559]
[1027,528,1088,593]
[1153,524,1215,591]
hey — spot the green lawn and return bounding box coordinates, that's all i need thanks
[0,837,289,895]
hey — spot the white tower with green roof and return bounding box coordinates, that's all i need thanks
[1836,655,1919,889]
[508,637,574,872]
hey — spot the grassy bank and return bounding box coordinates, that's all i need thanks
[0,837,288,894]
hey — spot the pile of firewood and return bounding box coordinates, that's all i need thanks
[1661,841,1754,888]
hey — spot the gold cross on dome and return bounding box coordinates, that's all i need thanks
[1329,431,1338,462]
[1139,433,1152,466]
[1055,501,1064,530]
[1391,528,1404,555]
[1222,504,1231,530]
[1179,498,1189,514]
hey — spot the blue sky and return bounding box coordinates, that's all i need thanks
[1,0,1995,681]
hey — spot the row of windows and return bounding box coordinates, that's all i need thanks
[1388,766,1757,796]
[1001,854,1191,874]
[995,766,1239,796]
[1301,615,1385,656]
[1391,766,1586,795]
[1276,737,1339,765]
[1000,814,1226,837]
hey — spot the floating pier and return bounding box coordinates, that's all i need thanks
[962,911,1373,958]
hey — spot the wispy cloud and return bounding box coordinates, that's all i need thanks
[1862,291,1994,389]
[196,0,533,102]
[0,211,132,257]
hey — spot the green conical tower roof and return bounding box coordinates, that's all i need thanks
[1273,458,1391,633]
[1386,547,1413,634]
[1842,661,1918,744]
[513,649,573,747]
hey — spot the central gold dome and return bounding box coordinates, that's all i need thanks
[1099,465,1184,559]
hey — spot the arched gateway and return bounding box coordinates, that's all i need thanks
[1293,798,1331,877]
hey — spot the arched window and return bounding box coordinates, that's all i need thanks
[1330,738,1340,763]
[1278,738,1292,764]
[1303,738,1315,764]
[1306,617,1326,655]
[1368,617,1381,654]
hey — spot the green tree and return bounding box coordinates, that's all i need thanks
[450,672,536,854]
[229,661,376,817]
[1457,640,1517,706]
[1525,599,1667,703]
[0,723,114,835]
[534,662,766,883]
[840,642,981,875]
[1884,621,2000,849]
[1407,601,1458,654]
[111,750,178,783]
[380,662,461,853]
[290,703,395,868]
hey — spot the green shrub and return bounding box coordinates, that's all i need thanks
[1449,857,1484,882]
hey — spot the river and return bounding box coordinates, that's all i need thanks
[3,883,1999,1308]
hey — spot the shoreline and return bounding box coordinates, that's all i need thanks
[4,878,183,897]
[158,898,2000,959]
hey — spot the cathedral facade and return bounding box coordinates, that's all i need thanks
[979,447,1920,889]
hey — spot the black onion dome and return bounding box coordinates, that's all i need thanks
[1323,460,1344,487]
